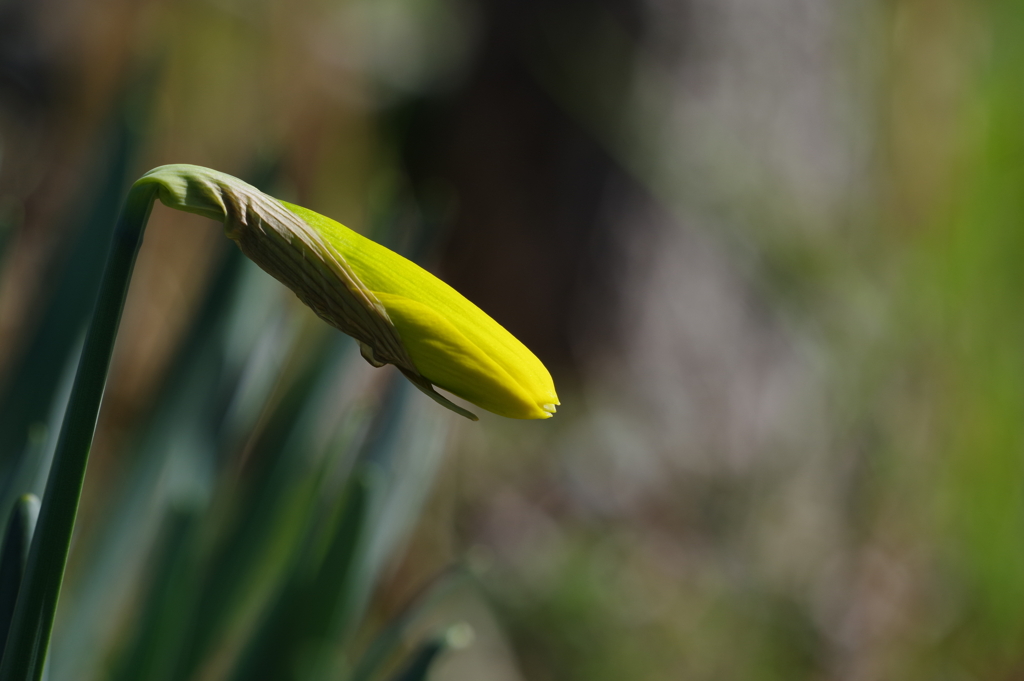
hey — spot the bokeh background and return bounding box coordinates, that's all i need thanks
[1,0,1024,679]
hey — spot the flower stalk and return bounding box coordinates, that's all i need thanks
[0,164,558,680]
[0,182,158,681]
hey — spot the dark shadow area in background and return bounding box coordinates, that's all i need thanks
[399,0,661,383]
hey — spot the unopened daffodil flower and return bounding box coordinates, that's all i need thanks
[135,164,559,420]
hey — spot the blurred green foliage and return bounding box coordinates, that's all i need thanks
[3,0,1024,679]
[0,14,467,671]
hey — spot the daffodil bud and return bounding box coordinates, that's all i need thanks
[135,164,559,420]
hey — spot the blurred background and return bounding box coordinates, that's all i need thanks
[1,0,1024,678]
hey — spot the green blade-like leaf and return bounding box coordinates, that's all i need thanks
[0,81,151,513]
[106,508,199,681]
[0,496,40,663]
[228,467,374,681]
[350,570,464,681]
[387,625,473,681]
[171,331,346,680]
[388,640,445,681]
[0,178,160,681]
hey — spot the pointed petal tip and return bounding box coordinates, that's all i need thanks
[542,403,557,415]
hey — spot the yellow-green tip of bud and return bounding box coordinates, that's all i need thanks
[135,164,559,421]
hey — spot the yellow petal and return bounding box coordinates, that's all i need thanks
[284,203,559,417]
[375,292,553,419]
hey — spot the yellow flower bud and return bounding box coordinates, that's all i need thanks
[136,164,559,420]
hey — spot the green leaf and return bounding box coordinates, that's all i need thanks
[106,508,200,681]
[0,496,40,664]
[0,179,160,681]
[227,467,375,681]
[350,570,464,681]
[386,625,474,681]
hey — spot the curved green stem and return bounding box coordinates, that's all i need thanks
[0,182,159,681]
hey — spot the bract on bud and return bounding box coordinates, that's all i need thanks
[135,164,559,420]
